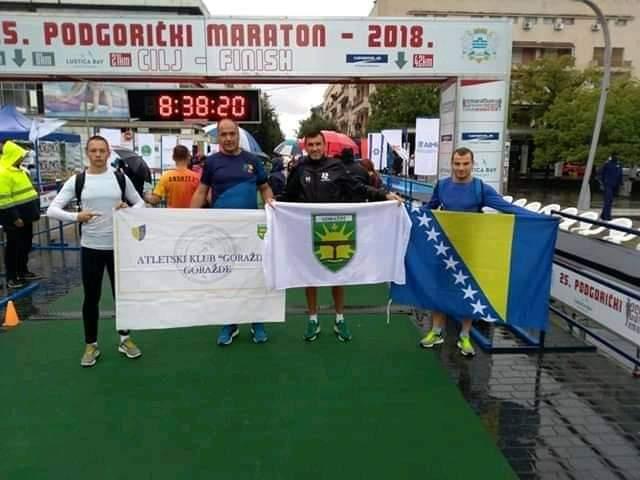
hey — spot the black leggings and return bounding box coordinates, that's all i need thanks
[4,222,33,281]
[81,247,128,344]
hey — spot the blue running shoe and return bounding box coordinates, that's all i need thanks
[250,323,268,344]
[217,324,239,346]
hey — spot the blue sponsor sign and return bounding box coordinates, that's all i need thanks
[461,132,500,141]
[346,54,389,64]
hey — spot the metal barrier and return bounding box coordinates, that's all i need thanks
[0,282,40,310]
[32,213,80,251]
[552,210,640,236]
[381,175,434,202]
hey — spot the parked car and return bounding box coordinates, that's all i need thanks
[562,162,586,178]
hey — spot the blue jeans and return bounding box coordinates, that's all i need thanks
[601,187,615,220]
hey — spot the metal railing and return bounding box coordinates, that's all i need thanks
[552,210,640,237]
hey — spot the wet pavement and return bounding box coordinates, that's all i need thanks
[7,247,640,480]
[415,311,640,480]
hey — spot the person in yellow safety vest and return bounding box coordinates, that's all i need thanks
[0,141,42,289]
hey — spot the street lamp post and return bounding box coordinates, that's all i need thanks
[575,0,612,211]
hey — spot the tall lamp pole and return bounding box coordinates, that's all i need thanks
[575,0,612,210]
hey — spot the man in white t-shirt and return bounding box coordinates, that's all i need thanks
[47,135,145,367]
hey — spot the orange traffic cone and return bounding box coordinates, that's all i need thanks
[2,300,20,327]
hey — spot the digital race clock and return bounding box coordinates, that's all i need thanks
[127,89,261,123]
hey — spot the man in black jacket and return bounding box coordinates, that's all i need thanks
[280,129,401,342]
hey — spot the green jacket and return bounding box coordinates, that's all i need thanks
[0,141,40,226]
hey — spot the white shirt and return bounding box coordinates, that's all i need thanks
[46,169,144,250]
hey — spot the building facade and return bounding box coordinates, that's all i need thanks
[322,0,639,141]
[323,84,372,138]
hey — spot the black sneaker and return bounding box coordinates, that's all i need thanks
[7,279,26,289]
[20,272,43,280]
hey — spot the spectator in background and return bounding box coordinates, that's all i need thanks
[392,151,403,176]
[360,158,382,188]
[268,157,286,196]
[409,154,416,179]
[599,153,624,221]
[339,147,370,202]
[145,145,200,208]
[0,141,42,289]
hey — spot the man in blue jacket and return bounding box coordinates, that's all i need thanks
[421,147,533,356]
[599,153,623,221]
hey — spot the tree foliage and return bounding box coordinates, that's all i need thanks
[244,93,284,155]
[510,55,594,128]
[367,84,440,132]
[296,108,338,138]
[533,78,640,167]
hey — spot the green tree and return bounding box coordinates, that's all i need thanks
[533,78,640,168]
[244,93,284,155]
[296,108,337,138]
[510,55,594,128]
[367,84,440,132]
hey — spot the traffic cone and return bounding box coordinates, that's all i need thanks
[2,301,20,327]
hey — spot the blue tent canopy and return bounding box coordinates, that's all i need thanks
[0,105,80,143]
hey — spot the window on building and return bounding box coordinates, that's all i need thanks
[524,17,538,24]
[615,18,628,27]
[593,47,626,67]
[0,82,39,114]
[540,47,574,58]
[512,47,523,64]
[543,17,555,25]
[561,18,575,25]
[612,48,625,67]
[521,48,537,65]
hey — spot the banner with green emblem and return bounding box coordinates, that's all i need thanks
[312,214,356,272]
[264,202,412,290]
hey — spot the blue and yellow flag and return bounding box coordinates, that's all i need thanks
[391,205,558,330]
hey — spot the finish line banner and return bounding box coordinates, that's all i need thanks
[0,14,511,79]
[114,208,285,330]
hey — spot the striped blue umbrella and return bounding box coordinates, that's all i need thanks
[273,139,303,157]
[204,125,265,155]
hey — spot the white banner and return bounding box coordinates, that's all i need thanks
[135,133,157,169]
[99,128,121,149]
[367,133,383,170]
[381,129,403,171]
[438,82,457,180]
[160,135,177,170]
[456,79,507,189]
[114,208,285,330]
[551,263,640,348]
[414,118,439,176]
[179,138,194,155]
[0,14,511,79]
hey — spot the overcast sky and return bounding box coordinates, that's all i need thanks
[204,0,375,138]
